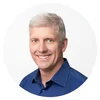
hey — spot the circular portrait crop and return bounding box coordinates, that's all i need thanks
[3,3,97,97]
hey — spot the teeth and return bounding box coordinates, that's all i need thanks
[38,56,48,59]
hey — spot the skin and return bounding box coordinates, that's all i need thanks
[29,27,68,87]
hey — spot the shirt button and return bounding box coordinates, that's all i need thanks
[42,89,45,92]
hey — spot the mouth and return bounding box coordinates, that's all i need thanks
[37,55,51,60]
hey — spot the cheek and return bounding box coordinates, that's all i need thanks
[48,45,61,54]
[47,45,57,52]
[30,44,37,53]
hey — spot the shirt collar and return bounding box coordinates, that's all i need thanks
[32,58,70,87]
[51,58,70,87]
[32,69,41,84]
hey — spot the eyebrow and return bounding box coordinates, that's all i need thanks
[30,37,57,41]
[30,36,56,39]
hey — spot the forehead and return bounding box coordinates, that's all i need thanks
[29,27,58,38]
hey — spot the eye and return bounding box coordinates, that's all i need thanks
[31,39,38,43]
[47,39,54,43]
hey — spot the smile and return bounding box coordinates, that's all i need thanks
[37,55,51,60]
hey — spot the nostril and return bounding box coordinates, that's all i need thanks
[38,49,48,53]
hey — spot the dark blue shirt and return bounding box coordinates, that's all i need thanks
[20,58,87,97]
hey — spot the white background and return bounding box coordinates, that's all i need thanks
[0,0,100,100]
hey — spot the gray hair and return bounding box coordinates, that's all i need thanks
[29,12,66,43]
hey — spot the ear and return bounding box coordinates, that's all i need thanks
[62,38,68,52]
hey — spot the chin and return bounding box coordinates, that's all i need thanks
[38,64,49,69]
[37,63,51,70]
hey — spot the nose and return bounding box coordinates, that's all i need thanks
[38,41,48,53]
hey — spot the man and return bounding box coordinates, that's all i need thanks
[20,12,87,97]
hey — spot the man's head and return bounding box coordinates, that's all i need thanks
[29,13,68,71]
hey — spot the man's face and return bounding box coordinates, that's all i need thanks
[29,27,67,71]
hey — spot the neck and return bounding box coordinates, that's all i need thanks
[40,58,64,87]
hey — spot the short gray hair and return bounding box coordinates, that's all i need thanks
[29,12,66,43]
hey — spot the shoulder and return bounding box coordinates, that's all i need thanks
[19,69,38,87]
[65,67,87,93]
[70,67,87,83]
